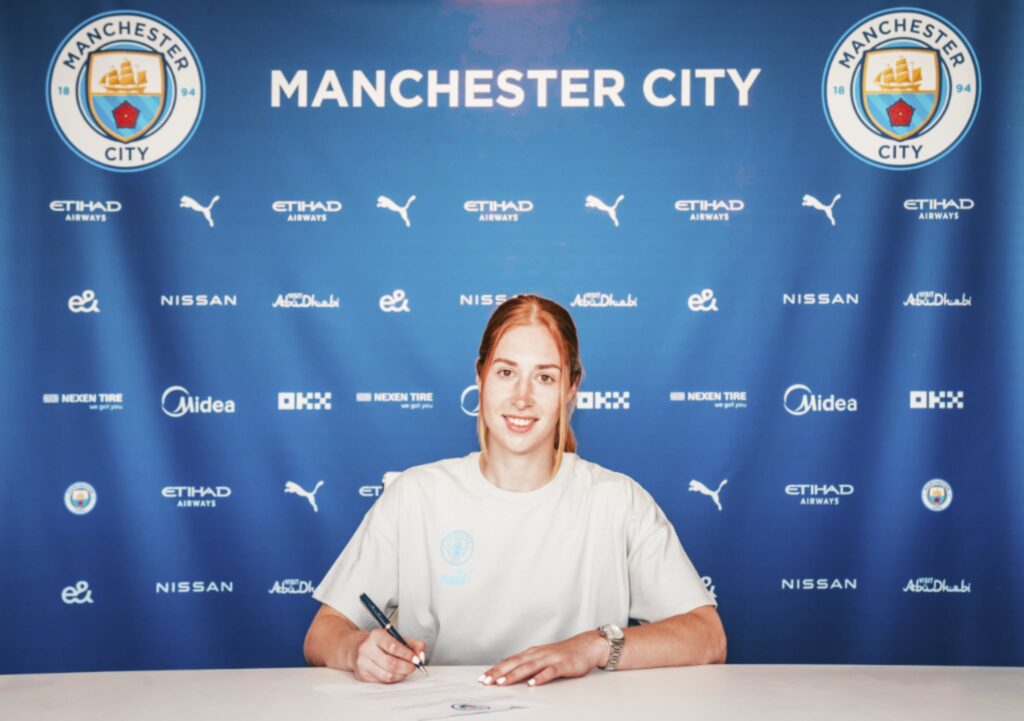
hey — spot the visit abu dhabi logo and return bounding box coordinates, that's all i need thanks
[822,8,980,170]
[46,11,205,171]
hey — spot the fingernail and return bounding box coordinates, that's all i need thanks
[496,677,506,685]
[477,674,486,683]
[528,679,536,687]
[483,675,492,685]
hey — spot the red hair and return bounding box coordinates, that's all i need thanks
[475,295,584,475]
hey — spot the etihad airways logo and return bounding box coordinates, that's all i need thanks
[162,486,231,508]
[464,200,533,222]
[272,200,342,222]
[674,199,744,222]
[785,483,855,507]
[903,198,974,220]
[783,384,858,416]
[161,386,235,417]
[50,199,121,222]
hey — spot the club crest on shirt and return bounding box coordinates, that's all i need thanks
[440,530,474,565]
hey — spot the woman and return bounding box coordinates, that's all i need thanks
[304,295,725,685]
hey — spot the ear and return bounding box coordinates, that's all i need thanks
[565,380,579,409]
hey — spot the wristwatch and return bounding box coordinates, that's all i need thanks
[596,624,625,671]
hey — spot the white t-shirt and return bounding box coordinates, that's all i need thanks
[314,452,715,665]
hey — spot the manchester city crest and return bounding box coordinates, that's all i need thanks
[823,8,980,170]
[47,11,204,172]
[921,479,953,512]
[441,530,475,565]
[64,482,97,515]
[861,49,939,141]
[87,50,166,143]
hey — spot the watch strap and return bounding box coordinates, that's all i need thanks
[597,625,624,671]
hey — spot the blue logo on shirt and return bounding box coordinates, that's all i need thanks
[440,530,474,565]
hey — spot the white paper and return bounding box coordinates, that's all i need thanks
[316,675,541,720]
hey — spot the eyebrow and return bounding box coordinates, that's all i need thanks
[492,358,561,371]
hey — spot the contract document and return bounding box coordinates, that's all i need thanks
[316,675,543,720]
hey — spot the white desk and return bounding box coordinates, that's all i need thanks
[2,665,1021,721]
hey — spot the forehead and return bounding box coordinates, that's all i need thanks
[492,324,561,365]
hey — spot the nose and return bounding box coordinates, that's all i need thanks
[513,378,533,410]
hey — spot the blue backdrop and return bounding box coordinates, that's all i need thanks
[2,0,1022,673]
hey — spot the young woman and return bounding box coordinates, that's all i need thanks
[304,295,725,685]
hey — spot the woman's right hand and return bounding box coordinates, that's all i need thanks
[352,628,427,683]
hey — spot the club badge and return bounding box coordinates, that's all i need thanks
[47,11,204,172]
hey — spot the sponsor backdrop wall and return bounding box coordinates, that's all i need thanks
[1,0,1021,673]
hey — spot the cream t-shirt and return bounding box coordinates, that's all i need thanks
[314,452,714,664]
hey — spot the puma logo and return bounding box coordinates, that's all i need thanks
[585,194,624,227]
[689,479,728,512]
[180,195,220,228]
[377,195,416,227]
[802,193,841,227]
[284,480,324,513]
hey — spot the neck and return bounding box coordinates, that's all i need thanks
[479,445,559,492]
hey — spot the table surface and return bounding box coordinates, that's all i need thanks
[2,664,1022,721]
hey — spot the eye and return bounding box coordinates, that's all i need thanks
[495,367,514,378]
[539,374,558,384]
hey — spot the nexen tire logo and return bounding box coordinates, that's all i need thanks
[783,384,857,416]
[161,385,236,417]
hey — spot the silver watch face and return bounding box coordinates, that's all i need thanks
[601,624,624,641]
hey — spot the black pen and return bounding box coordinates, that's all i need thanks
[359,593,428,676]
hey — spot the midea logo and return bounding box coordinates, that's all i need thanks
[161,386,236,417]
[783,384,857,416]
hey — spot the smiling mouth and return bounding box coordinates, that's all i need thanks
[503,415,537,433]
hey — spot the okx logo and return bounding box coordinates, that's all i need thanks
[278,392,332,411]
[47,11,205,171]
[576,391,630,410]
[909,390,964,410]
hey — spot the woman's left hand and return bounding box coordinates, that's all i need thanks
[479,631,607,687]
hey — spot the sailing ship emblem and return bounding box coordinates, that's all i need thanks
[87,50,166,143]
[860,49,939,141]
